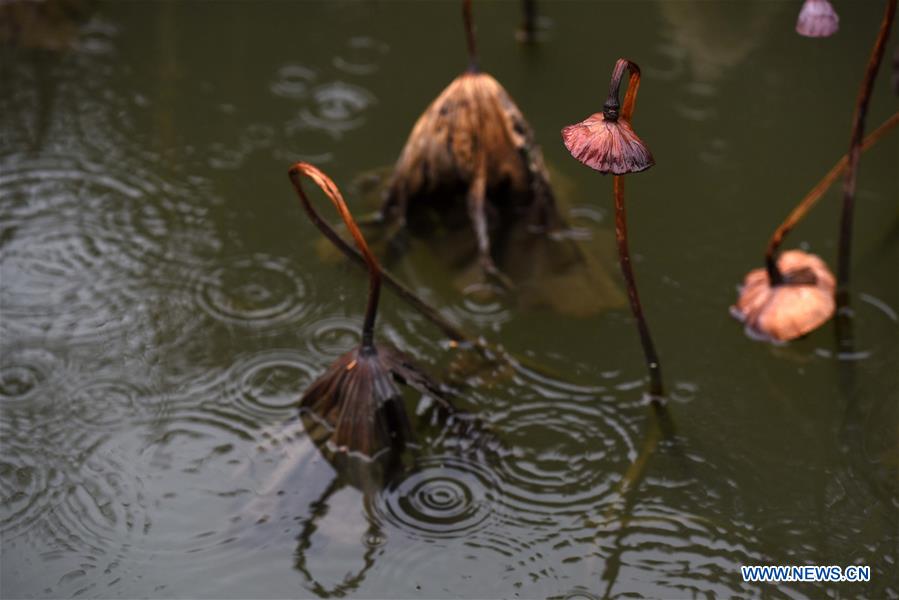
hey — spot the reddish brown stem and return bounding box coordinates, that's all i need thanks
[614,176,663,398]
[289,163,382,350]
[765,112,899,285]
[463,0,479,73]
[837,0,896,292]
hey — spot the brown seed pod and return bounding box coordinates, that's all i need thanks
[796,0,839,38]
[562,113,654,175]
[731,250,836,342]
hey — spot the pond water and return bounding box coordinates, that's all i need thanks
[1,1,897,598]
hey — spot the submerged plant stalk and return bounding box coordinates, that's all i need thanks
[836,0,896,292]
[765,112,899,285]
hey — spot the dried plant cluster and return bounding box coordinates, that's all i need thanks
[285,1,898,468]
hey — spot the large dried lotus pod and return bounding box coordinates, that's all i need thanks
[301,344,442,459]
[385,71,557,220]
[796,0,839,38]
[731,250,836,342]
[562,112,655,175]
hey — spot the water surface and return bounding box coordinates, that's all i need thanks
[1,1,897,598]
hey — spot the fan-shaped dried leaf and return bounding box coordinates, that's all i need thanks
[796,0,839,38]
[301,344,445,459]
[562,112,655,175]
[731,250,836,342]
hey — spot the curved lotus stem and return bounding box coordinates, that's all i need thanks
[837,0,897,292]
[463,0,479,73]
[603,58,641,123]
[290,168,471,346]
[765,112,899,285]
[289,163,382,350]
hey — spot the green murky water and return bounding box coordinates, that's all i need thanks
[1,1,897,598]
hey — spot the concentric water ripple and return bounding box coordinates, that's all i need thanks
[333,37,389,75]
[270,64,317,100]
[0,157,216,342]
[225,349,319,419]
[288,81,376,139]
[0,348,63,409]
[456,282,514,331]
[65,378,155,430]
[0,427,150,561]
[590,503,763,598]
[813,291,898,363]
[373,456,499,541]
[194,254,310,328]
[303,315,362,358]
[484,391,643,529]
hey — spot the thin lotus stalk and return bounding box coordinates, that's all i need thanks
[836,0,897,293]
[615,177,663,397]
[289,163,382,349]
[564,58,663,397]
[463,0,478,72]
[766,112,899,285]
[518,0,537,44]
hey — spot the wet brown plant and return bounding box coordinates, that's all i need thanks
[379,0,562,288]
[289,163,449,459]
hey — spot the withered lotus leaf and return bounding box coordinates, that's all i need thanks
[731,250,836,342]
[383,71,559,229]
[562,112,654,175]
[796,0,839,38]
[300,344,444,458]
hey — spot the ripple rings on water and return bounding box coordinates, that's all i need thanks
[372,455,500,542]
[194,253,311,328]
